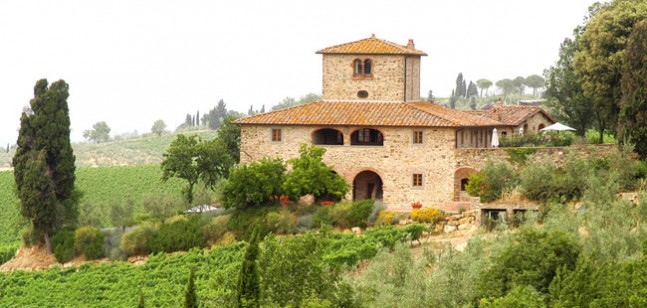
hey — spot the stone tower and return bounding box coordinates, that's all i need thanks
[316,34,427,102]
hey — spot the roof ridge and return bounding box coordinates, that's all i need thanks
[404,102,461,126]
[316,35,426,56]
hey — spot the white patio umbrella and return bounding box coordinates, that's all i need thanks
[540,122,576,131]
[491,128,499,148]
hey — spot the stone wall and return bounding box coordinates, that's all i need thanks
[321,54,421,102]
[454,144,616,171]
[240,124,457,207]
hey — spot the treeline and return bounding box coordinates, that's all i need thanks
[544,0,647,153]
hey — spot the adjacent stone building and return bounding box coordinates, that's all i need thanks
[235,35,554,208]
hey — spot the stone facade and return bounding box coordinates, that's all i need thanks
[240,125,456,207]
[321,54,421,102]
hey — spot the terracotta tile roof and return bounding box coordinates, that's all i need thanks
[234,101,503,128]
[316,35,427,56]
[465,106,554,126]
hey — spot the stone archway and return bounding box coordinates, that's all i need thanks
[353,170,383,201]
[454,167,477,201]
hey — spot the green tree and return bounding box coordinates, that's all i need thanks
[467,81,479,97]
[524,74,545,97]
[237,227,261,308]
[184,268,198,308]
[477,79,493,97]
[271,97,297,111]
[455,73,466,97]
[544,33,595,136]
[284,144,349,202]
[619,21,647,158]
[13,79,78,250]
[427,89,434,102]
[161,135,233,204]
[574,0,647,142]
[221,158,286,209]
[82,121,111,143]
[496,79,515,98]
[247,105,256,116]
[217,116,241,163]
[151,119,166,137]
[109,198,134,230]
[449,89,458,109]
[513,76,526,95]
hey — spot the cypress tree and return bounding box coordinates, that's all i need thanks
[13,79,78,251]
[237,228,261,307]
[196,111,200,127]
[184,268,197,308]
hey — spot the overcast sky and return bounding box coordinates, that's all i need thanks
[0,0,601,145]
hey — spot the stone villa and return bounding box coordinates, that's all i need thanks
[235,35,553,209]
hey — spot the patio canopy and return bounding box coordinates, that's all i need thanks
[540,122,576,131]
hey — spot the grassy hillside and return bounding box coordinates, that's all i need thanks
[0,130,219,168]
[0,165,187,244]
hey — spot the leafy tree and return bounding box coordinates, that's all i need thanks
[283,144,350,202]
[237,227,261,308]
[513,76,526,95]
[83,121,111,143]
[524,75,545,97]
[216,116,241,163]
[271,97,297,111]
[161,135,233,204]
[13,79,79,250]
[544,32,595,136]
[465,160,518,203]
[477,79,493,97]
[221,158,286,209]
[496,79,515,98]
[151,120,167,137]
[109,198,135,230]
[619,21,647,158]
[184,268,197,308]
[574,0,647,142]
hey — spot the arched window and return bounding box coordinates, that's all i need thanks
[364,59,372,75]
[353,59,363,76]
[351,128,383,146]
[312,128,343,145]
[538,123,545,130]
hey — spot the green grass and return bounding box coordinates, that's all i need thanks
[0,165,187,244]
[0,130,219,168]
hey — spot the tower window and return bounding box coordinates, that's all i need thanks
[357,90,369,98]
[364,59,372,75]
[353,59,363,76]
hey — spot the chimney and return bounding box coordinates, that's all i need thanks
[407,39,414,49]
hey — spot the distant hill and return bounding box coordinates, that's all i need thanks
[0,130,219,168]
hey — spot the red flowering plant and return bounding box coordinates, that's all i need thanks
[411,202,423,209]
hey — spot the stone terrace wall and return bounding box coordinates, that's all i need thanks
[454,144,616,171]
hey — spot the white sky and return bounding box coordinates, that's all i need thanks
[0,0,600,145]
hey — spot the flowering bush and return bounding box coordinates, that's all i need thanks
[411,202,422,209]
[411,208,444,224]
[376,211,399,226]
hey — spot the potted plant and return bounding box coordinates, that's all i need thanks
[411,202,422,209]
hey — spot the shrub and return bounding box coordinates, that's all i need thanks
[0,243,19,264]
[520,159,558,203]
[142,192,186,222]
[411,208,444,224]
[148,216,207,253]
[329,202,352,229]
[466,160,518,203]
[349,200,375,228]
[201,215,230,245]
[102,228,126,261]
[121,224,156,256]
[227,207,275,241]
[221,158,286,209]
[296,213,315,230]
[403,224,429,245]
[366,201,386,226]
[21,226,41,247]
[376,211,399,226]
[52,231,76,263]
[74,226,105,260]
[312,206,332,227]
[265,209,296,234]
[284,144,350,202]
[363,227,404,250]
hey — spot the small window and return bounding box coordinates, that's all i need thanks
[271,129,282,142]
[413,174,423,187]
[357,90,369,98]
[538,123,545,130]
[364,59,372,75]
[413,131,423,144]
[353,59,363,76]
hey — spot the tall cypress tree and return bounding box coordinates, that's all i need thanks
[13,79,78,250]
[184,268,197,308]
[237,228,261,307]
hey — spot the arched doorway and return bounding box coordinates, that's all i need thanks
[454,167,477,201]
[353,171,383,201]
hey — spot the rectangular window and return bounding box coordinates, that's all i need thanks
[271,129,282,142]
[413,131,423,144]
[412,174,423,187]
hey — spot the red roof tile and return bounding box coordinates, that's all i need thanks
[316,35,427,56]
[466,106,554,126]
[234,101,504,128]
